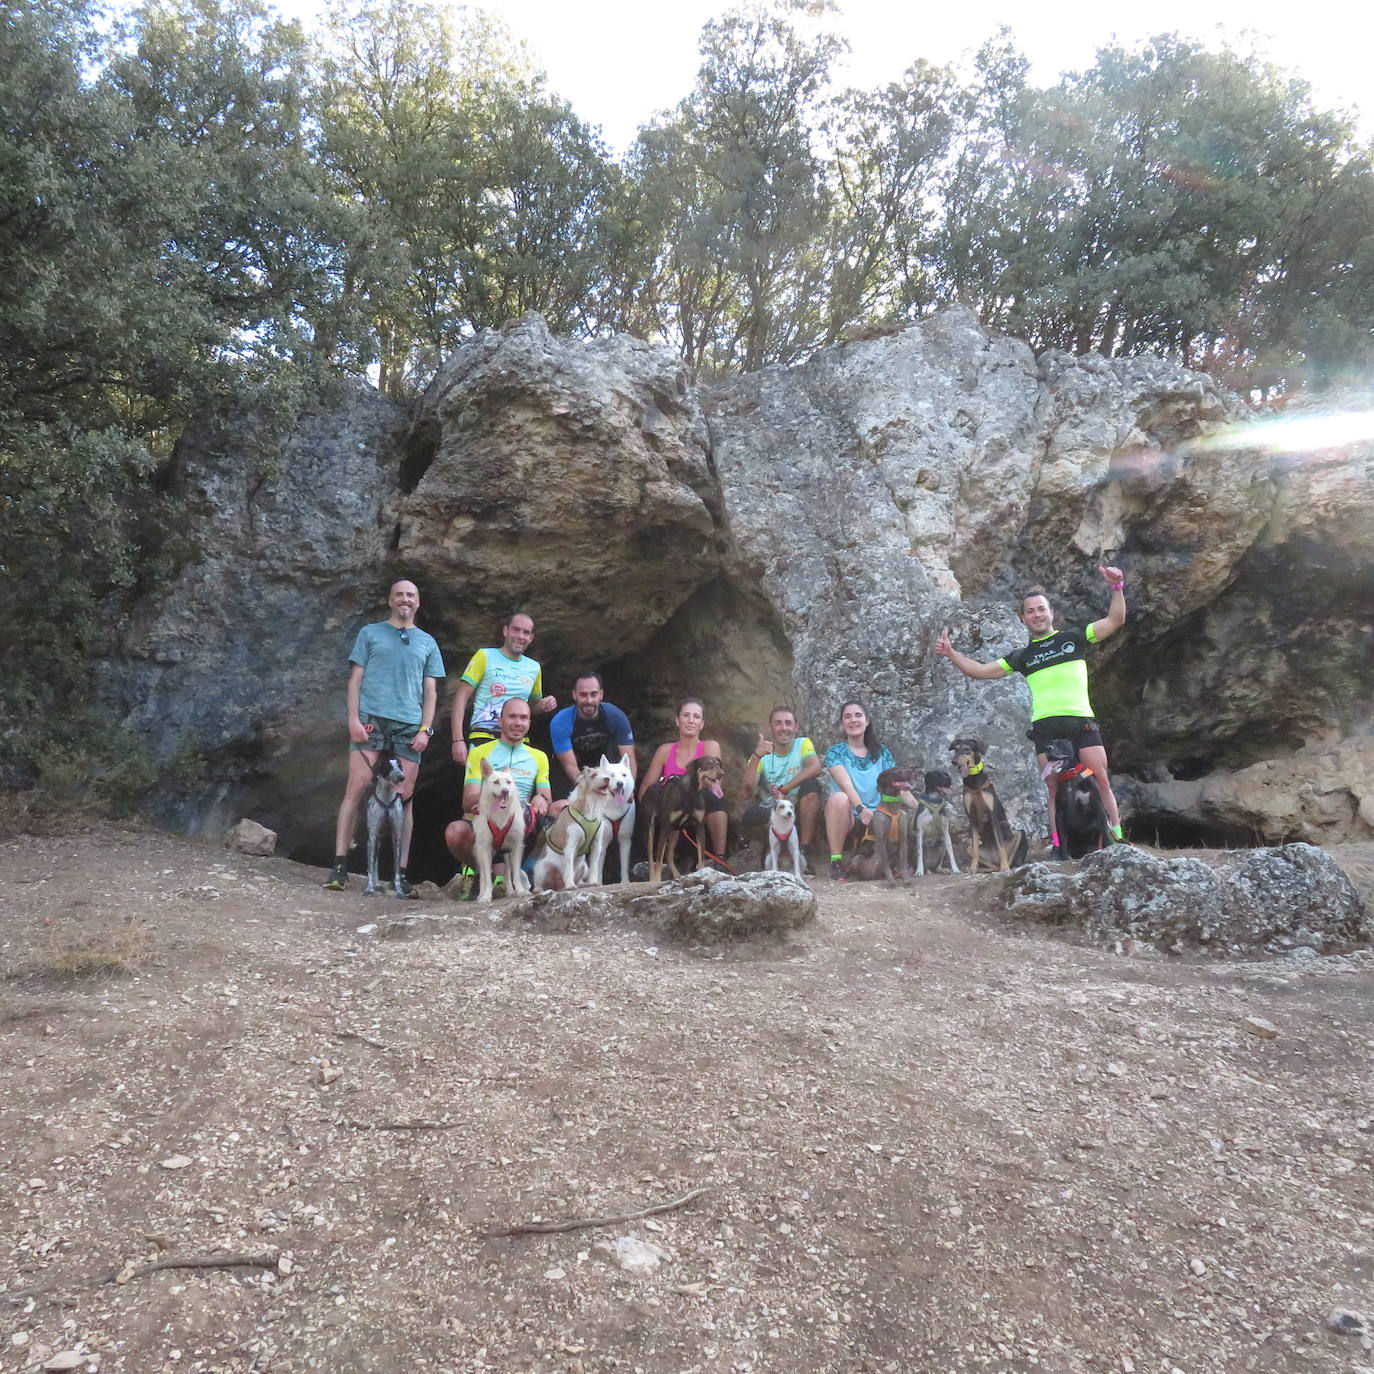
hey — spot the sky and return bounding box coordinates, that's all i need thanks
[455,0,1372,151]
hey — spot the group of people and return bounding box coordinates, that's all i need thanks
[323,566,1129,893]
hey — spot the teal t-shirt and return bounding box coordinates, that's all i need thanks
[348,622,445,724]
[824,742,897,810]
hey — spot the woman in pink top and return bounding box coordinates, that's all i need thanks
[639,698,727,863]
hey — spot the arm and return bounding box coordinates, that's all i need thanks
[450,681,474,763]
[935,630,1010,680]
[638,744,669,799]
[530,784,551,818]
[409,677,438,753]
[530,665,556,715]
[1089,565,1127,642]
[461,780,480,816]
[346,664,370,743]
[740,733,770,802]
[554,748,581,785]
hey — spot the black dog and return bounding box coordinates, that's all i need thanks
[1041,738,1114,859]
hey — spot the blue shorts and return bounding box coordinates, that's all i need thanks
[351,715,423,764]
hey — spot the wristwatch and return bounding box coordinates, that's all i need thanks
[422,725,435,736]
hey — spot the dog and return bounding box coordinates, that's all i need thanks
[949,738,1028,873]
[593,754,636,885]
[845,767,920,882]
[763,796,803,879]
[364,751,408,897]
[912,769,961,877]
[533,761,614,891]
[472,760,531,902]
[644,755,727,882]
[1041,738,1115,859]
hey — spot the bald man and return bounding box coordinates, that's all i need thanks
[323,579,445,894]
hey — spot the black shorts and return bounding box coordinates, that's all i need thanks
[1029,716,1104,753]
[699,789,727,814]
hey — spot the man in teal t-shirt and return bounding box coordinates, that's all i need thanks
[738,706,823,872]
[935,565,1128,856]
[449,611,558,765]
[324,580,446,893]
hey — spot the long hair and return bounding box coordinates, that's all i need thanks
[837,699,880,755]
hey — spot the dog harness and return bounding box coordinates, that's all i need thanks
[485,810,516,850]
[544,806,601,857]
[771,826,796,843]
[1054,763,1094,783]
[918,792,949,815]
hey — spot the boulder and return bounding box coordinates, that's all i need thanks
[224,818,277,856]
[1003,843,1369,953]
[503,870,817,944]
[633,869,817,944]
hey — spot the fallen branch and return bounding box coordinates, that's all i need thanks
[488,1186,711,1238]
[332,1028,388,1050]
[338,1119,463,1132]
[5,1251,279,1303]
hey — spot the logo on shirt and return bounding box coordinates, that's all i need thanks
[492,684,506,697]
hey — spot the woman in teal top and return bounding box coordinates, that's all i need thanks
[823,700,895,881]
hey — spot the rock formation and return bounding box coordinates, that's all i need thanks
[88,310,1373,870]
[1003,843,1369,954]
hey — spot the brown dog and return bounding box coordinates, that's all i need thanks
[948,738,1027,873]
[644,755,727,882]
[845,767,920,881]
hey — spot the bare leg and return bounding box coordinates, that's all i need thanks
[334,750,376,858]
[1077,744,1121,829]
[797,790,821,853]
[706,810,727,859]
[824,791,853,856]
[444,818,474,864]
[398,758,419,867]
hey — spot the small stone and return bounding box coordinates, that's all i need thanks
[1328,1308,1370,1336]
[1189,1257,1207,1276]
[224,818,277,856]
[1105,1063,1126,1077]
[317,1063,342,1086]
[1240,1016,1279,1039]
[44,1355,86,1372]
[277,1255,294,1275]
[544,1267,566,1280]
[158,1155,193,1170]
[590,1234,670,1274]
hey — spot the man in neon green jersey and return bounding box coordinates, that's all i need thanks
[936,565,1127,857]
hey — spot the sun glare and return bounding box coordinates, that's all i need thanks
[1194,409,1374,454]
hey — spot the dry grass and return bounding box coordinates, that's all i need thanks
[28,912,153,981]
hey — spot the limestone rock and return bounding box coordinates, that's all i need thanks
[224,818,277,857]
[591,1234,670,1274]
[633,869,817,944]
[1003,843,1368,953]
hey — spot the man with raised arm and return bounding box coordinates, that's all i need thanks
[323,579,444,894]
[739,706,823,875]
[935,566,1128,857]
[449,611,557,765]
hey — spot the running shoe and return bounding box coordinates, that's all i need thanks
[323,863,348,891]
[829,858,846,882]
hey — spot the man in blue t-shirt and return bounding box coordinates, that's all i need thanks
[548,671,637,794]
[323,580,445,894]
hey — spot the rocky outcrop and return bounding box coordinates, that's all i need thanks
[1003,843,1369,953]
[87,309,1374,867]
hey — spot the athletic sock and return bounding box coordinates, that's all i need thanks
[1049,832,1060,849]
[830,853,842,863]
[334,854,347,867]
[1110,824,1124,841]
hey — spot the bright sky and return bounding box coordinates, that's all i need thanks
[464,0,1371,150]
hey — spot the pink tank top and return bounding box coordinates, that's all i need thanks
[662,739,705,779]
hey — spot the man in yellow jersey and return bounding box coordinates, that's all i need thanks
[935,566,1127,857]
[449,611,558,766]
[444,697,552,892]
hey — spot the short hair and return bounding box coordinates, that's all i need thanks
[503,610,534,629]
[768,705,796,722]
[676,697,706,716]
[573,670,604,690]
[1020,585,1051,610]
[499,695,531,716]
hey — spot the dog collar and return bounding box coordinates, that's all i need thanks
[963,759,984,776]
[878,791,902,805]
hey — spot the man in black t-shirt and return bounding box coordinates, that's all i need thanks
[547,672,637,798]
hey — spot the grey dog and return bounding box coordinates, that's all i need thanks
[364,753,408,897]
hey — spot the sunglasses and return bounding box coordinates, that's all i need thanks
[396,628,410,645]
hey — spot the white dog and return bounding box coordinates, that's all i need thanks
[532,762,613,891]
[472,761,530,902]
[593,754,636,884]
[763,795,803,879]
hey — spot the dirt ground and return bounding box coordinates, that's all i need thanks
[2,822,1372,1374]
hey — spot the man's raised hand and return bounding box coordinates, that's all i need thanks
[934,630,954,658]
[1099,565,1124,585]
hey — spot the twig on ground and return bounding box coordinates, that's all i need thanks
[338,1119,462,1131]
[488,1186,712,1238]
[4,1251,279,1302]
[332,1028,388,1050]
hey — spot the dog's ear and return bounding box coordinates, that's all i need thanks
[480,758,492,779]
[976,738,988,754]
[598,754,612,769]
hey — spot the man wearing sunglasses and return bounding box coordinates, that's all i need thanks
[323,579,446,893]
